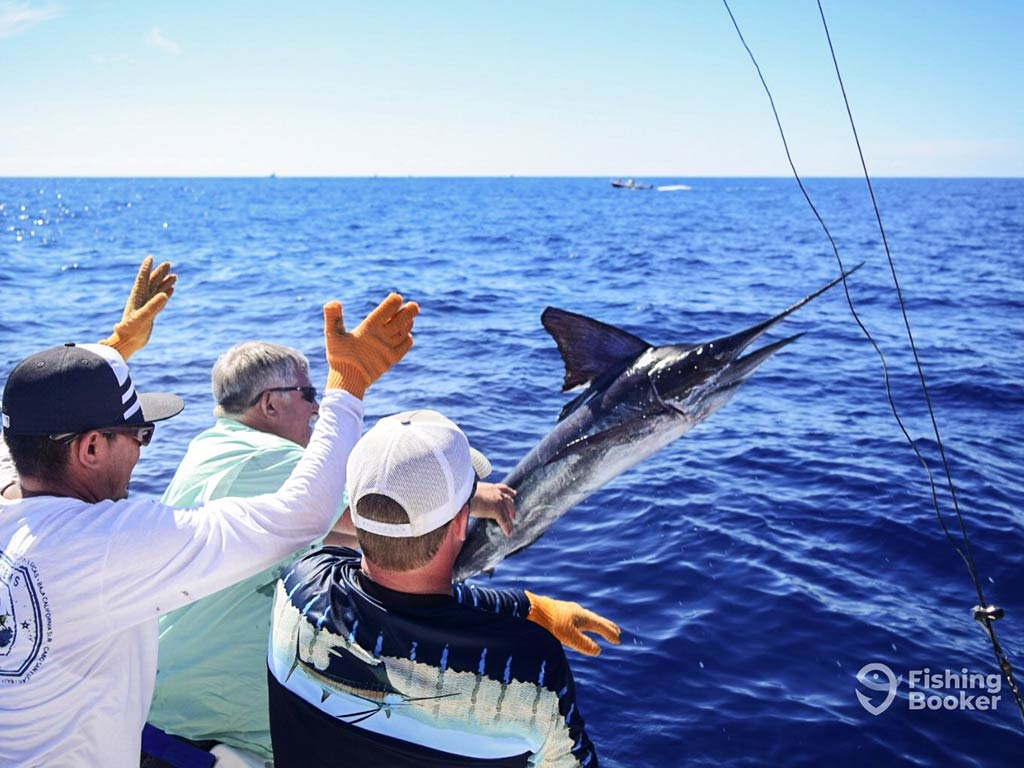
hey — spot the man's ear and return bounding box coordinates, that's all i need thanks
[72,431,108,469]
[251,392,274,416]
[451,504,470,542]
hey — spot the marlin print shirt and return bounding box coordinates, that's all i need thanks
[268,548,598,767]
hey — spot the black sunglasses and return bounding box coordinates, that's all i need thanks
[51,423,156,447]
[249,386,318,407]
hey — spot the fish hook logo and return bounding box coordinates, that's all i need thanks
[856,662,902,716]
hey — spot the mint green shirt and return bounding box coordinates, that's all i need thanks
[147,419,344,757]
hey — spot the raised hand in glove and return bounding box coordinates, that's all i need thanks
[324,293,419,398]
[525,590,622,657]
[99,256,177,360]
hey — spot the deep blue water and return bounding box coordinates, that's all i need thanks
[1,177,1022,766]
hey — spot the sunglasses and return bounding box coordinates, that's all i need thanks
[104,424,156,446]
[51,423,156,447]
[249,386,318,407]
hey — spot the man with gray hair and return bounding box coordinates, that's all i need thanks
[210,342,322,448]
[148,339,527,762]
[148,340,360,763]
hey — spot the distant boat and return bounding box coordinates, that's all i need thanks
[611,178,653,190]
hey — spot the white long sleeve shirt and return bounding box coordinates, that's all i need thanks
[0,389,363,767]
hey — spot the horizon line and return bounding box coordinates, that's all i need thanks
[1,174,1021,180]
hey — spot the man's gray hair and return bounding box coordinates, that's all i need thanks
[212,342,311,417]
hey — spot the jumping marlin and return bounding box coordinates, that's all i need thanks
[454,268,858,581]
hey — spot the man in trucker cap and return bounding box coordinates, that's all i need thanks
[268,409,613,767]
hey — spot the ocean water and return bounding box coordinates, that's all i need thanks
[1,177,1021,766]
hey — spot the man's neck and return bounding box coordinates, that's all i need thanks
[360,555,455,597]
[15,475,98,503]
[233,412,299,446]
[232,412,266,431]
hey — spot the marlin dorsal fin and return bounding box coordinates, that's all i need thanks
[541,307,651,391]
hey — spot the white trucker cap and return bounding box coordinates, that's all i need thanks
[347,410,492,538]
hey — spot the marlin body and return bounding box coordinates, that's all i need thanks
[454,269,856,581]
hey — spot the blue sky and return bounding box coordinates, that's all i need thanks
[1,0,1020,176]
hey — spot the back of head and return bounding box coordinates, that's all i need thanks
[212,341,310,417]
[347,410,491,572]
[354,493,451,570]
[3,432,71,486]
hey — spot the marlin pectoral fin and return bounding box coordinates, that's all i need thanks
[542,307,651,391]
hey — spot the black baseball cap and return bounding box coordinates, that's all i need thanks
[1,343,184,436]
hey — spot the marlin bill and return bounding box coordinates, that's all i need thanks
[454,268,859,581]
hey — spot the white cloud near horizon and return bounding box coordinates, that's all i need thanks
[0,1,61,38]
[146,27,180,55]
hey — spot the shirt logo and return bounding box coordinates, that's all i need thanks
[0,549,50,682]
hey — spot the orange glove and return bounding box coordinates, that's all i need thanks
[324,293,419,398]
[525,590,622,657]
[98,256,177,360]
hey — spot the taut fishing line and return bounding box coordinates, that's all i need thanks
[721,0,1024,725]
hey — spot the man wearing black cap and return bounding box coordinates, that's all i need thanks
[0,287,419,768]
[2,342,186,500]
[268,410,616,767]
[0,254,176,500]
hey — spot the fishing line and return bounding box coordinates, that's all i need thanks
[721,0,1024,724]
[811,0,1024,724]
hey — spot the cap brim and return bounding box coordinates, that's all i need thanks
[470,447,492,480]
[138,392,185,423]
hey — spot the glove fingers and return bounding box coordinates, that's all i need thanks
[387,301,420,331]
[580,615,622,645]
[323,301,346,334]
[154,276,176,300]
[148,262,175,295]
[370,302,417,346]
[567,633,602,657]
[134,255,154,287]
[126,256,154,312]
[382,305,419,344]
[388,335,414,361]
[359,293,405,331]
[132,293,170,325]
[147,259,169,283]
